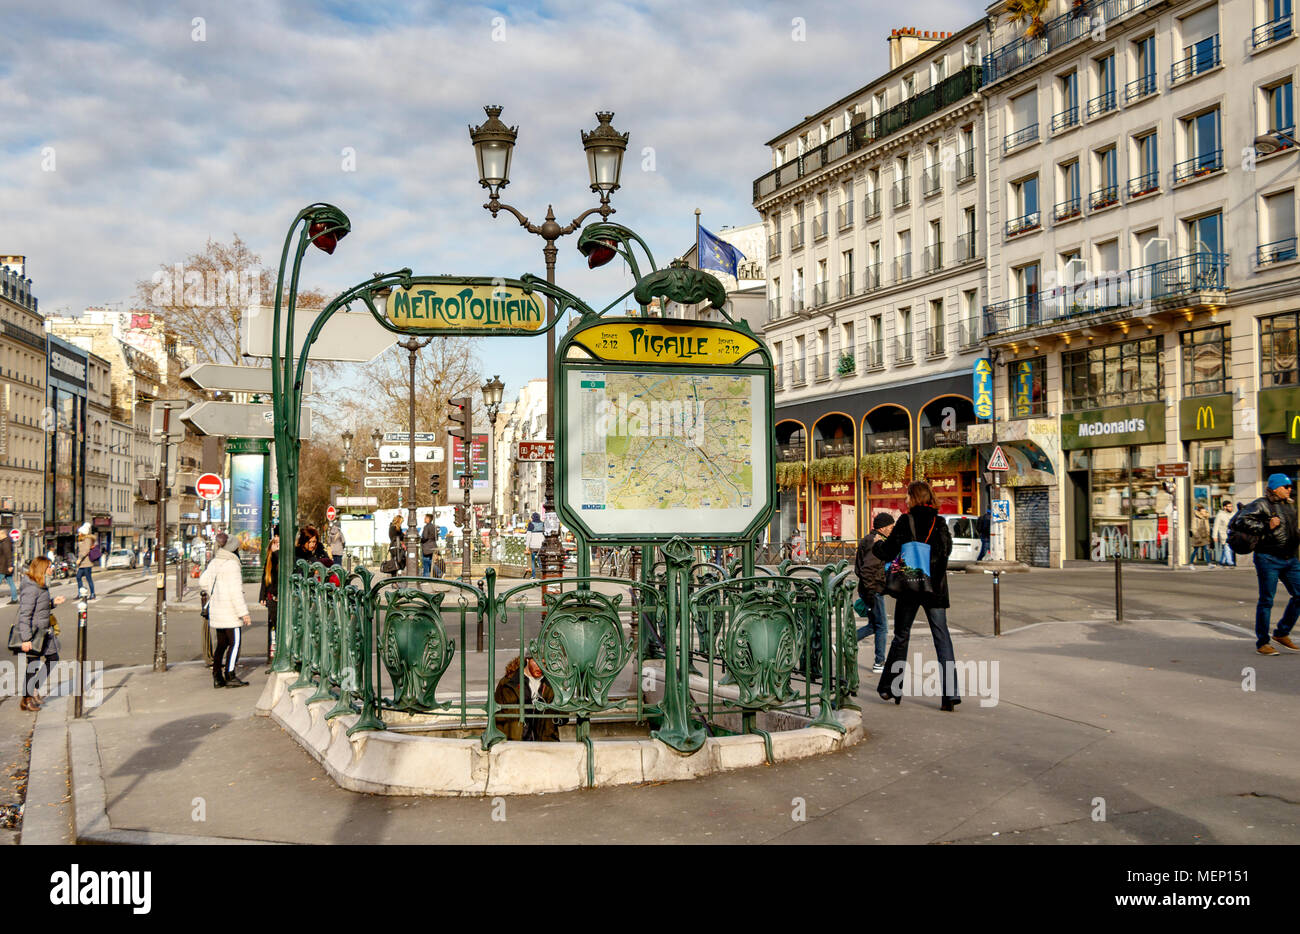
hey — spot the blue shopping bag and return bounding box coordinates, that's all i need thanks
[884,514,936,599]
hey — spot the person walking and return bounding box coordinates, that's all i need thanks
[258,528,281,668]
[328,520,345,567]
[1213,501,1234,566]
[525,512,545,579]
[1190,501,1213,565]
[854,512,895,674]
[975,508,992,561]
[433,549,446,579]
[1238,474,1300,656]
[199,532,251,688]
[13,557,65,711]
[873,480,960,711]
[420,514,438,576]
[0,532,18,604]
[387,514,407,575]
[75,526,98,600]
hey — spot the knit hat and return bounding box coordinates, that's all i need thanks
[872,512,895,530]
[1268,473,1293,491]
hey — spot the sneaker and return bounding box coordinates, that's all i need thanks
[1272,635,1300,652]
[1257,644,1280,656]
[872,663,884,673]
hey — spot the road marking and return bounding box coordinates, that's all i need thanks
[117,595,148,605]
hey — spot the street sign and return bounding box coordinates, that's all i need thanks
[382,431,439,444]
[150,400,189,441]
[181,363,312,395]
[181,402,314,440]
[326,505,337,521]
[991,499,1010,522]
[195,473,224,501]
[1155,462,1191,479]
[365,457,410,474]
[378,444,443,463]
[363,476,409,488]
[987,445,1010,471]
[8,529,19,543]
[517,440,554,462]
[241,305,397,363]
[336,496,379,507]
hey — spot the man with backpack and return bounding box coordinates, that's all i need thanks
[1231,474,1300,655]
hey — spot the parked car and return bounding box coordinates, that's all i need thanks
[946,515,982,566]
[106,548,136,569]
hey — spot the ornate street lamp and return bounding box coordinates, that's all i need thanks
[340,429,354,496]
[370,427,382,453]
[481,375,504,558]
[1254,129,1299,155]
[468,107,627,580]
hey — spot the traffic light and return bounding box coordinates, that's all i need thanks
[430,472,442,501]
[454,506,466,528]
[446,397,471,441]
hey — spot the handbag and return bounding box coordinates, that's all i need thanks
[8,624,47,655]
[380,558,398,574]
[201,576,216,621]
[884,514,936,600]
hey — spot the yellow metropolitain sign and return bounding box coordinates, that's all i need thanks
[578,321,761,366]
[386,283,545,331]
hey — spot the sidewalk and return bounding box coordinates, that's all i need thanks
[20,614,1300,844]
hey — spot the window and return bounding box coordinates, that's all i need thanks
[1095,238,1120,273]
[897,308,913,362]
[840,249,855,298]
[903,74,915,99]
[1181,325,1230,396]
[1260,189,1298,264]
[894,155,910,207]
[1056,159,1081,220]
[963,39,980,67]
[895,229,912,281]
[962,289,980,345]
[1254,0,1293,47]
[1007,91,1039,149]
[1264,79,1295,137]
[1128,35,1157,101]
[926,219,942,272]
[1010,356,1048,417]
[1178,108,1221,179]
[1185,211,1223,255]
[1063,336,1164,411]
[1176,5,1220,79]
[1262,312,1300,387]
[1055,71,1080,131]
[1089,53,1117,117]
[931,57,947,86]
[928,299,946,355]
[959,125,976,180]
[1014,262,1041,325]
[1131,131,1159,196]
[1092,146,1119,208]
[873,90,887,117]
[868,314,884,366]
[1009,175,1040,235]
[958,206,977,261]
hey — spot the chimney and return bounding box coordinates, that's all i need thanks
[888,25,951,69]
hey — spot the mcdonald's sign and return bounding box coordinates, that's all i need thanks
[1178,394,1232,441]
[1289,411,1300,444]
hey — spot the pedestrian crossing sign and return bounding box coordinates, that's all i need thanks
[987,445,1010,471]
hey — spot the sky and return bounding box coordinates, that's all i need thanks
[0,0,978,403]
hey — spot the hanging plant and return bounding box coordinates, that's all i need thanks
[837,353,856,376]
[913,445,974,480]
[859,451,910,484]
[809,455,857,484]
[775,461,806,489]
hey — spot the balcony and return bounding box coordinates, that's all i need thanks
[1253,13,1294,49]
[954,231,978,263]
[789,361,807,385]
[813,352,832,382]
[982,252,1228,338]
[922,245,943,275]
[1171,36,1220,84]
[767,298,783,323]
[894,253,912,283]
[1051,106,1079,134]
[1174,149,1223,183]
[892,179,911,209]
[1006,211,1041,238]
[837,203,854,230]
[859,341,885,370]
[1124,72,1157,104]
[813,212,829,241]
[1086,90,1117,120]
[838,272,855,301]
[1258,237,1299,266]
[863,191,881,220]
[922,165,942,197]
[925,323,947,357]
[774,366,784,391]
[959,317,982,347]
[1003,124,1039,153]
[768,232,782,259]
[790,225,805,251]
[1053,196,1082,223]
[1128,170,1159,199]
[789,291,805,315]
[864,263,882,291]
[751,65,983,203]
[812,281,829,306]
[957,149,975,183]
[2,320,46,352]
[1089,184,1120,210]
[815,438,854,459]
[895,335,914,365]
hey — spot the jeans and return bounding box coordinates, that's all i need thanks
[1217,541,1235,566]
[421,554,432,576]
[876,600,958,701]
[1,573,17,602]
[529,550,540,579]
[1252,553,1300,647]
[75,566,95,597]
[977,536,990,560]
[855,592,889,667]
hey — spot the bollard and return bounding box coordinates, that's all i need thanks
[75,585,88,718]
[992,569,1001,637]
[1114,552,1123,622]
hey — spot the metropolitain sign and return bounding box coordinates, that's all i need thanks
[386,282,545,331]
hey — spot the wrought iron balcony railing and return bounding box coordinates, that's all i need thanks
[895,335,914,364]
[1258,237,1298,266]
[859,341,885,370]
[768,232,782,258]
[1089,184,1120,210]
[894,253,912,283]
[790,225,805,250]
[1086,89,1117,119]
[1253,13,1294,49]
[813,352,832,381]
[925,323,946,357]
[957,149,975,182]
[838,272,855,301]
[1054,196,1082,222]
[864,262,882,291]
[1051,106,1079,133]
[1004,123,1039,153]
[1006,211,1041,238]
[892,179,911,209]
[813,212,829,240]
[954,231,978,263]
[922,245,943,274]
[1171,36,1220,83]
[863,191,881,220]
[922,165,942,197]
[1128,170,1159,199]
[1124,72,1157,103]
[1174,149,1223,183]
[813,281,829,306]
[959,317,981,347]
[837,203,854,230]
[767,298,783,323]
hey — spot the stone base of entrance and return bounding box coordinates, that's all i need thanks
[255,671,864,796]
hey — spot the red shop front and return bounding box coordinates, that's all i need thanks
[865,479,907,525]
[927,473,977,515]
[817,482,856,541]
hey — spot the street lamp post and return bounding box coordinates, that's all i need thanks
[469,106,628,578]
[397,336,433,576]
[340,429,354,498]
[481,374,504,562]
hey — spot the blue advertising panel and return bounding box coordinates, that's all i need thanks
[230,454,263,568]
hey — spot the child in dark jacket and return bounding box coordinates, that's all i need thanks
[854,513,895,672]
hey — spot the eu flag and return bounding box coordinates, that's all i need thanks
[697,225,745,279]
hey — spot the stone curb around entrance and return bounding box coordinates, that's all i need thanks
[255,672,865,797]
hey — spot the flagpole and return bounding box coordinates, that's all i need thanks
[694,208,701,270]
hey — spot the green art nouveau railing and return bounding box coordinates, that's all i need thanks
[279,540,858,786]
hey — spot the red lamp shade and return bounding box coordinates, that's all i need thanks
[309,221,338,254]
[586,239,617,269]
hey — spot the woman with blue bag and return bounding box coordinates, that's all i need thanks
[872,480,961,711]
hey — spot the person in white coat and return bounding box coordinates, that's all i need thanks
[1213,502,1234,566]
[199,531,251,688]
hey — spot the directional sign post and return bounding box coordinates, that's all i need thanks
[363,476,409,488]
[182,402,313,440]
[365,457,410,474]
[378,444,443,463]
[383,431,439,445]
[181,363,312,396]
[241,305,397,363]
[150,400,189,442]
[517,440,554,462]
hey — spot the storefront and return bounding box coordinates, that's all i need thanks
[45,338,89,558]
[917,396,977,515]
[1257,386,1300,487]
[772,420,808,544]
[1062,402,1169,561]
[1179,394,1234,560]
[811,414,856,544]
[817,481,856,540]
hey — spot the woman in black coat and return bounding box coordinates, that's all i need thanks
[387,514,407,575]
[872,480,961,710]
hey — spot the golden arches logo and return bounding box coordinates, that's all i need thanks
[1195,406,1215,431]
[1292,414,1300,441]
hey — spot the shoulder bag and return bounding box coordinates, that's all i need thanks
[884,514,937,600]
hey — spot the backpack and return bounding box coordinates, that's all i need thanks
[1226,504,1269,555]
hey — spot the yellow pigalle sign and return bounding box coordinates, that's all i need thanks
[574,321,761,366]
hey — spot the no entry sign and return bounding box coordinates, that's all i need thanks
[8,529,18,543]
[326,505,337,521]
[196,473,224,501]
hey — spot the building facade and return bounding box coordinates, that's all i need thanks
[44,335,90,556]
[978,0,1299,565]
[0,258,46,561]
[755,23,990,555]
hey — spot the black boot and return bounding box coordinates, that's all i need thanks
[225,667,248,687]
[213,666,227,689]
